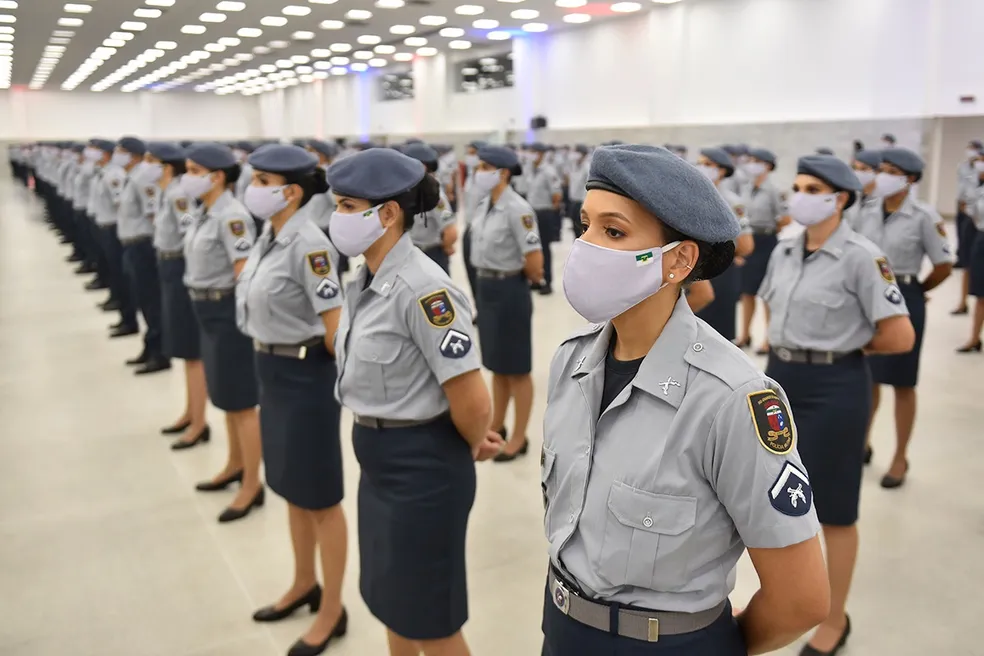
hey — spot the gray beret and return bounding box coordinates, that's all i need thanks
[71,143,85,153]
[90,138,116,153]
[402,142,438,164]
[248,144,318,176]
[880,147,924,175]
[575,144,589,155]
[467,140,487,150]
[478,145,520,171]
[404,137,423,145]
[749,148,776,165]
[307,139,339,159]
[186,142,237,171]
[325,148,426,199]
[147,141,184,162]
[853,149,882,169]
[117,136,146,156]
[530,142,548,153]
[722,143,748,157]
[882,133,896,143]
[700,147,735,172]
[815,147,835,156]
[970,140,983,150]
[586,145,740,244]
[235,141,256,153]
[797,155,862,192]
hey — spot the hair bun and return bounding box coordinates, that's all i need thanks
[310,166,329,195]
[691,241,736,281]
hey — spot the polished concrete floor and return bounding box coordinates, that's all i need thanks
[1,177,982,656]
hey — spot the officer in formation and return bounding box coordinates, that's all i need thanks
[98,139,142,339]
[326,147,502,656]
[565,145,592,238]
[952,139,983,315]
[759,155,915,655]
[853,148,953,488]
[523,144,564,295]
[459,139,487,300]
[71,143,100,282]
[957,148,984,352]
[720,143,751,195]
[232,140,256,203]
[402,142,458,273]
[543,144,829,655]
[843,150,882,230]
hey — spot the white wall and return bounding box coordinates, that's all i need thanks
[0,90,261,141]
[931,0,984,116]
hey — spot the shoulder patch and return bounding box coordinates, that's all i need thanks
[884,285,903,305]
[307,250,331,276]
[734,204,746,218]
[175,197,189,213]
[439,328,472,359]
[315,278,339,300]
[522,214,535,230]
[418,289,456,327]
[436,199,446,211]
[526,232,541,245]
[110,178,121,188]
[234,237,251,252]
[936,223,946,238]
[769,462,813,517]
[229,219,246,237]
[875,256,895,283]
[144,186,156,197]
[746,389,795,455]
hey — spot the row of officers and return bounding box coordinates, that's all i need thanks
[9,136,978,656]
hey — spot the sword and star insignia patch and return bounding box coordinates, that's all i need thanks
[768,461,813,517]
[747,389,794,455]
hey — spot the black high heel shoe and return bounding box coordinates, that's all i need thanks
[799,614,851,656]
[287,608,348,656]
[171,425,211,451]
[493,437,529,463]
[195,470,243,492]
[253,585,322,622]
[863,445,873,466]
[880,460,909,489]
[161,419,191,435]
[956,341,982,353]
[218,487,265,523]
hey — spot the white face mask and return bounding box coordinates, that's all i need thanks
[697,165,720,183]
[881,140,894,149]
[111,151,133,169]
[967,149,980,161]
[562,239,682,323]
[83,147,102,162]
[788,192,840,226]
[139,162,164,185]
[974,161,984,174]
[244,184,290,220]
[473,169,501,195]
[742,161,768,178]
[873,172,908,198]
[329,204,387,257]
[464,154,479,168]
[854,169,876,187]
[180,172,215,200]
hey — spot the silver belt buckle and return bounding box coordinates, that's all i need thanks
[821,351,834,364]
[297,345,307,360]
[776,347,793,362]
[552,578,571,615]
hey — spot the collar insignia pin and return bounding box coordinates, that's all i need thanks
[659,377,681,395]
[574,356,586,372]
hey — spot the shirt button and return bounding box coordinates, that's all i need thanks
[643,515,654,528]
[692,343,704,353]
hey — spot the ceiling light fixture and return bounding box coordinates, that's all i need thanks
[330,67,347,75]
[393,52,413,61]
[290,54,310,63]
[610,1,642,11]
[439,27,465,37]
[345,9,372,20]
[404,36,427,46]
[121,21,147,30]
[511,8,539,18]
[311,48,331,57]
[354,50,373,59]
[292,31,315,39]
[238,27,263,37]
[374,44,395,54]
[454,5,484,15]
[252,45,271,53]
[555,0,586,6]
[181,24,207,34]
[217,1,246,10]
[390,25,415,34]
[63,4,92,13]
[268,39,290,48]
[419,15,448,26]
[369,58,386,67]
[330,42,352,52]
[235,52,253,60]
[146,0,175,5]
[350,62,368,71]
[57,17,82,26]
[563,12,591,22]
[329,56,349,65]
[282,5,312,15]
[155,41,177,49]
[416,46,437,56]
[375,0,404,7]
[110,31,134,40]
[358,34,381,44]
[0,1,16,7]
[219,37,241,46]
[103,38,126,47]
[486,30,511,40]
[199,12,226,22]
[53,30,74,36]
[320,20,344,29]
[134,8,163,18]
[261,16,288,26]
[448,40,472,49]
[522,22,548,31]
[473,18,499,28]
[205,43,226,52]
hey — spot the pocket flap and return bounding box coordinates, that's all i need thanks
[540,447,556,483]
[356,336,402,365]
[607,482,697,536]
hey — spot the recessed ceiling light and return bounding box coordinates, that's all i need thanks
[296,65,313,74]
[331,67,347,75]
[390,25,415,34]
[330,56,349,65]
[611,1,641,11]
[205,43,226,52]
[320,20,344,30]
[354,50,373,59]
[313,71,328,79]
[345,9,372,20]
[419,15,448,26]
[351,62,369,71]
[238,27,263,37]
[369,58,386,67]
[404,36,427,46]
[374,44,396,54]
[652,0,682,3]
[358,34,381,44]
[182,24,207,34]
[282,5,311,16]
[291,54,310,63]
[522,22,548,31]
[313,61,331,69]
[57,17,82,26]
[236,53,253,60]
[146,0,175,5]
[261,16,288,26]
[311,48,331,57]
[564,12,591,22]
[439,27,465,37]
[268,40,290,48]
[293,31,315,40]
[455,5,484,15]
[330,42,352,52]
[134,8,163,18]
[103,38,126,47]
[50,36,69,42]
[276,59,293,68]
[222,57,239,65]
[218,37,240,46]
[259,64,277,72]
[200,12,226,22]
[448,40,471,49]
[155,41,177,49]
[121,21,147,30]
[63,4,92,13]
[416,46,437,56]
[375,0,404,7]
[486,30,511,40]
[110,31,134,40]
[0,1,16,8]
[253,45,271,53]
[53,30,74,36]
[393,52,413,61]
[556,0,586,5]
[511,8,539,18]
[217,1,246,10]
[473,18,498,28]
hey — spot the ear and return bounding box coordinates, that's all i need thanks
[378,200,401,228]
[663,241,699,282]
[836,190,850,211]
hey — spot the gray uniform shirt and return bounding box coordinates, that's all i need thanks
[58,160,77,200]
[968,181,984,230]
[568,158,591,202]
[73,162,97,212]
[526,163,563,210]
[335,233,479,420]
[469,186,542,271]
[544,294,819,612]
[853,195,953,275]
[236,203,343,344]
[305,192,336,231]
[117,173,158,241]
[740,180,784,232]
[183,190,257,289]
[154,180,196,252]
[759,220,910,351]
[93,165,126,227]
[410,188,455,250]
[843,194,878,231]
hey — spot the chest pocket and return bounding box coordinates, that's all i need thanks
[353,335,409,402]
[597,482,697,591]
[795,290,846,340]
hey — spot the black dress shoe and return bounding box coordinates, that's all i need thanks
[538,285,554,296]
[171,425,211,451]
[951,306,969,315]
[135,357,172,375]
[956,341,982,353]
[85,279,109,291]
[126,352,149,366]
[496,426,508,441]
[880,461,909,489]
[286,608,348,656]
[161,419,191,435]
[66,252,84,263]
[74,263,96,275]
[494,437,530,462]
[252,584,322,622]
[196,470,244,492]
[109,325,139,338]
[218,487,265,523]
[800,615,851,656]
[863,445,873,466]
[100,299,121,312]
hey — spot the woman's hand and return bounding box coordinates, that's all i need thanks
[472,430,505,461]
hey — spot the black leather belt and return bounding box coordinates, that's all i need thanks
[751,227,776,235]
[895,274,919,286]
[770,347,861,365]
[477,268,523,279]
[188,287,234,301]
[547,567,726,642]
[157,249,184,260]
[121,236,153,246]
[353,411,450,429]
[253,338,324,360]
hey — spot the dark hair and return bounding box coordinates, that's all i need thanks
[422,159,438,174]
[660,223,736,282]
[163,158,186,177]
[214,163,241,189]
[283,167,330,207]
[369,173,441,232]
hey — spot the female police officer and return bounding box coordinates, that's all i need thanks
[694,147,754,342]
[958,151,984,352]
[544,145,829,656]
[403,142,458,273]
[470,146,544,461]
[181,143,264,523]
[843,150,882,231]
[144,142,210,449]
[325,148,502,656]
[854,148,952,488]
[236,145,348,656]
[759,155,915,655]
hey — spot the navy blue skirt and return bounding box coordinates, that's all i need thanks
[868,281,925,387]
[192,295,258,412]
[765,352,871,526]
[542,585,746,656]
[422,245,450,274]
[476,274,533,375]
[255,348,343,510]
[158,257,201,361]
[956,211,975,269]
[696,264,740,341]
[537,208,561,244]
[353,415,476,640]
[968,229,984,297]
[740,233,777,296]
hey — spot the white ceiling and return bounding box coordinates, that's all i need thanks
[4,0,679,95]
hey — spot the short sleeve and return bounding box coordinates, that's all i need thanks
[405,283,481,384]
[436,190,456,229]
[705,379,821,549]
[757,248,778,300]
[299,243,343,314]
[510,203,542,256]
[918,207,954,266]
[172,193,196,233]
[548,169,563,195]
[853,248,910,323]
[108,173,124,206]
[219,212,256,262]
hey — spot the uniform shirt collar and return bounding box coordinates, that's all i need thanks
[368,232,414,297]
[206,189,234,217]
[794,217,851,259]
[262,203,312,247]
[887,193,916,219]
